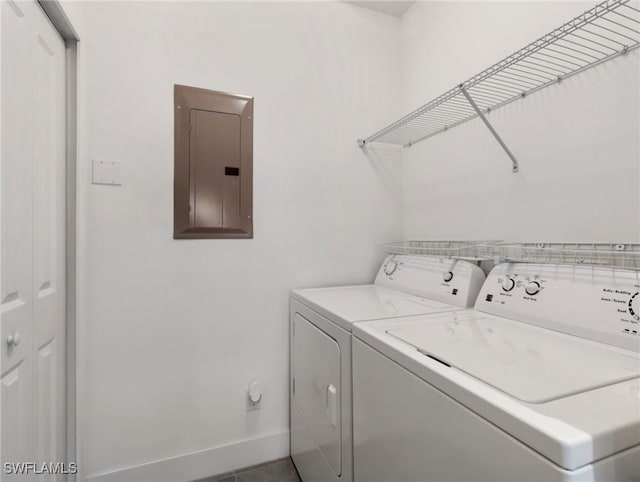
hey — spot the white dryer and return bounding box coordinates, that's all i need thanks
[353,262,640,482]
[290,254,486,482]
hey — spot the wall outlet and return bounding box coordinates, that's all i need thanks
[247,380,262,411]
[247,391,261,411]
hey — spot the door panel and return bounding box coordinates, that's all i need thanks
[31,3,67,474]
[1,363,30,479]
[190,109,241,229]
[36,341,57,481]
[1,0,66,474]
[293,314,342,477]
[1,1,35,471]
[1,0,34,375]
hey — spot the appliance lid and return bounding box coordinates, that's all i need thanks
[292,285,453,328]
[387,316,640,403]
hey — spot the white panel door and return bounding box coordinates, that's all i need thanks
[1,0,66,478]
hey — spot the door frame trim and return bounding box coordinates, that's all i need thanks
[36,1,79,478]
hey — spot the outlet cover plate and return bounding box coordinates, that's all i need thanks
[92,159,123,186]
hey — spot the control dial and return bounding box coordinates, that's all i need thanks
[501,277,515,292]
[629,292,640,320]
[443,271,454,283]
[525,281,541,296]
[384,261,398,276]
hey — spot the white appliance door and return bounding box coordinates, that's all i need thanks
[293,314,342,477]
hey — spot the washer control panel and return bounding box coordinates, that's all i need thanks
[477,263,640,352]
[375,255,486,309]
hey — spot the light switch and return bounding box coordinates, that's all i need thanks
[92,159,123,186]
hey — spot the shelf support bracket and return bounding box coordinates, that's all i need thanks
[460,86,519,173]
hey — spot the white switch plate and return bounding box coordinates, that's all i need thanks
[92,159,123,186]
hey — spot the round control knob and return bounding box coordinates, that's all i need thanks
[629,292,640,320]
[525,281,541,296]
[6,333,20,347]
[502,277,515,292]
[384,261,397,276]
[443,271,454,283]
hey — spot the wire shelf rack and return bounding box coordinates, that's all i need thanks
[491,242,640,269]
[381,240,499,261]
[381,241,640,269]
[358,0,640,171]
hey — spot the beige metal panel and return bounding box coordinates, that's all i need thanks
[174,85,253,239]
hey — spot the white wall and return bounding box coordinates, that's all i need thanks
[79,2,401,480]
[400,1,640,241]
[77,1,640,479]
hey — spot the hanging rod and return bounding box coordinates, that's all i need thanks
[357,0,640,172]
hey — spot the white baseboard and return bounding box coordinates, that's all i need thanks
[85,430,290,482]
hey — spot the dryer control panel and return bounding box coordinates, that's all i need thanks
[374,255,486,309]
[476,263,640,352]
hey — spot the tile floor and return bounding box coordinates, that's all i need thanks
[193,457,301,482]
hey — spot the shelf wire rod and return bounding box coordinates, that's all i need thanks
[408,106,473,121]
[598,15,640,36]
[460,87,519,173]
[511,59,567,77]
[590,17,638,43]
[395,114,467,129]
[447,96,486,107]
[481,78,530,95]
[556,35,617,59]
[428,99,477,112]
[610,9,640,25]
[395,120,456,133]
[465,89,508,105]
[528,53,576,71]
[470,83,519,98]
[442,102,482,113]
[492,69,543,86]
[428,99,476,112]
[407,113,471,129]
[502,65,554,83]
[463,94,503,108]
[505,64,556,81]
[622,3,640,14]
[542,45,597,64]
[429,104,477,117]
[468,92,516,108]
[533,50,587,69]
[491,72,541,89]
[581,26,631,47]
[562,33,620,53]
[552,38,607,59]
[412,116,474,129]
[480,76,531,92]
[518,58,567,76]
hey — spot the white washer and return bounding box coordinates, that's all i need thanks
[290,254,486,482]
[353,263,640,482]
